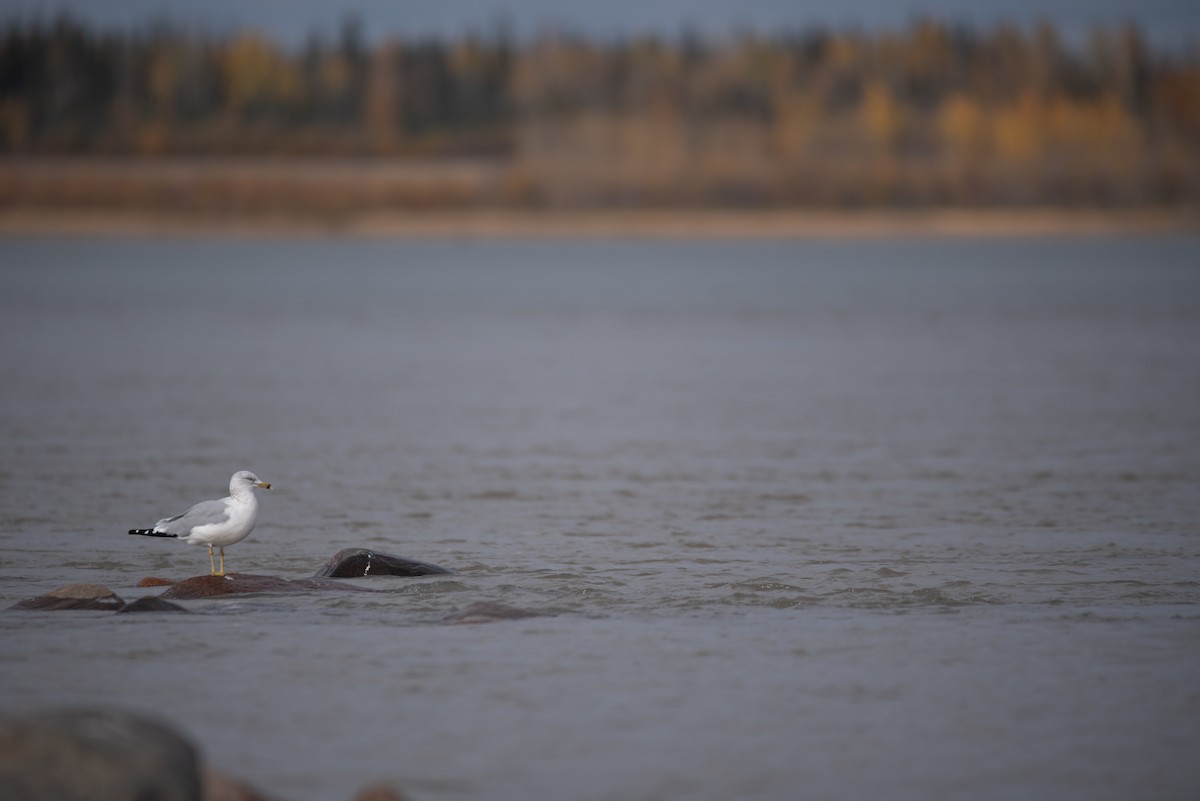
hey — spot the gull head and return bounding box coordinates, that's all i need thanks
[232,470,272,491]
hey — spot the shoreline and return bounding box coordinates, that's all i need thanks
[2,207,1198,240]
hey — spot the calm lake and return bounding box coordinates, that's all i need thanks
[1,235,1199,801]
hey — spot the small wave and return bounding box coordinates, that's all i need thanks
[719,592,823,609]
[911,587,976,606]
[529,571,587,581]
[452,562,501,574]
[465,490,521,500]
[816,585,996,609]
[727,578,805,592]
[389,580,472,596]
[756,493,812,504]
[822,587,896,608]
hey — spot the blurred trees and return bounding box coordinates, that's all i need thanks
[1,15,1197,207]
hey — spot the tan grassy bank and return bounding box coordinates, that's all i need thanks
[1,158,1197,239]
[1,207,1197,240]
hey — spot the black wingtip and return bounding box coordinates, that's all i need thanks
[128,529,176,538]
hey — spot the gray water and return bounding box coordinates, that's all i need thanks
[1,236,1198,801]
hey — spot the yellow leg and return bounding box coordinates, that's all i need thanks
[219,547,226,576]
[208,545,217,576]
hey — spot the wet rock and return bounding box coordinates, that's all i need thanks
[0,708,202,801]
[117,596,189,614]
[442,601,547,624]
[160,573,380,601]
[11,583,125,611]
[315,548,454,578]
[138,576,175,588]
[313,548,454,579]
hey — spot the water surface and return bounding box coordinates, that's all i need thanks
[1,237,1198,800]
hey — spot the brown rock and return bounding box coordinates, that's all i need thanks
[161,573,381,601]
[202,768,279,801]
[11,583,125,611]
[315,548,454,578]
[138,576,176,587]
[350,784,410,801]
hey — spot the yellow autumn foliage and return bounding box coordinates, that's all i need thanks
[221,34,303,112]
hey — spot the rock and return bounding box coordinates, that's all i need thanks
[160,573,380,601]
[11,583,125,611]
[138,576,175,588]
[442,601,547,624]
[349,784,410,801]
[315,548,454,578]
[117,596,189,614]
[0,708,202,801]
[202,768,279,801]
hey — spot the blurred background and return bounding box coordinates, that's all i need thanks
[3,6,1200,801]
[1,0,1198,224]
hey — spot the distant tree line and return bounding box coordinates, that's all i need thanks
[2,16,1198,207]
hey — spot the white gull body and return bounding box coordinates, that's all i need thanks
[129,470,272,576]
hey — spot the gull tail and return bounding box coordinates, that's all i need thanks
[128,529,176,538]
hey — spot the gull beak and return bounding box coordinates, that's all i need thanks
[257,481,272,489]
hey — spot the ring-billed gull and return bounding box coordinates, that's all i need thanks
[128,471,272,576]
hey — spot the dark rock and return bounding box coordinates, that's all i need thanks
[138,576,175,588]
[0,708,201,801]
[117,596,189,614]
[442,601,548,624]
[315,548,454,578]
[160,573,381,601]
[11,583,125,611]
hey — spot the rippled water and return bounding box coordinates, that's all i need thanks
[1,236,1199,800]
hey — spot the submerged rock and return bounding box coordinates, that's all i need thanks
[442,601,547,624]
[117,596,189,614]
[11,583,125,611]
[160,573,380,601]
[0,708,202,801]
[315,548,454,579]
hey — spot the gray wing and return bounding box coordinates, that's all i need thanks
[155,498,231,535]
